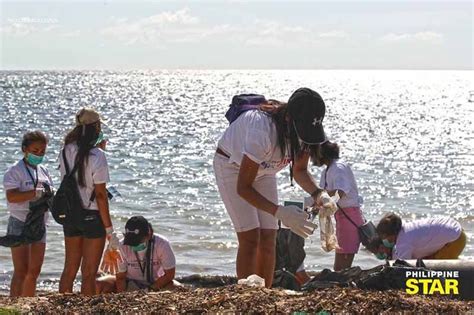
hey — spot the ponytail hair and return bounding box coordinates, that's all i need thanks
[64,122,100,187]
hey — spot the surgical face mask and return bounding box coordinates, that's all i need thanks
[382,239,395,249]
[26,152,44,166]
[375,252,388,260]
[131,242,147,252]
[94,131,104,146]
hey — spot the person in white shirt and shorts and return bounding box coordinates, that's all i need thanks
[2,131,53,297]
[214,88,329,287]
[58,108,118,295]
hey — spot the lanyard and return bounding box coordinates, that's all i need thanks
[23,159,38,189]
[133,238,155,283]
[134,251,146,278]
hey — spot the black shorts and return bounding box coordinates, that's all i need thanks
[63,209,106,239]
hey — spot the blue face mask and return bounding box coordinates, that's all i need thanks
[382,239,395,249]
[131,242,147,252]
[26,153,44,166]
[375,252,388,260]
[94,131,104,146]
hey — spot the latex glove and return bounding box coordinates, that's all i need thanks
[101,249,122,275]
[107,232,120,250]
[275,205,317,238]
[304,196,315,209]
[100,227,122,274]
[320,192,338,210]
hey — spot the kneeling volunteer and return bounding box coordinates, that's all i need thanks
[377,213,466,260]
[96,216,177,293]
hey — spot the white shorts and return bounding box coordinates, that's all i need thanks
[213,153,279,232]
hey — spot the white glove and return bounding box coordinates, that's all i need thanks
[320,192,338,210]
[275,205,317,238]
[304,196,315,209]
[105,227,120,250]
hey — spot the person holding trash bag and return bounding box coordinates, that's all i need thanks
[214,88,334,287]
[57,108,120,295]
[1,131,53,297]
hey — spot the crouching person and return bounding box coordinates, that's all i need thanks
[377,213,466,260]
[96,216,178,293]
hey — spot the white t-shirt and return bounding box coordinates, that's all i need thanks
[59,143,110,210]
[118,234,176,283]
[3,159,53,222]
[217,110,291,176]
[393,217,462,259]
[319,160,362,208]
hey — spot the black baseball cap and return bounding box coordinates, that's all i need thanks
[287,87,326,144]
[123,216,150,246]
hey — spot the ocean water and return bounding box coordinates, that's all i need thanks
[0,70,473,292]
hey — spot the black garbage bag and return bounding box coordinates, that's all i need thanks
[272,228,306,290]
[0,188,53,247]
[302,260,446,293]
[273,269,301,291]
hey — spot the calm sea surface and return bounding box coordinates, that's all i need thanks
[0,70,473,292]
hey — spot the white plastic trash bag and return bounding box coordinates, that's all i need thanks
[237,274,265,287]
[318,192,340,252]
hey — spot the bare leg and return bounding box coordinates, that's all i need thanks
[59,236,83,293]
[334,253,355,271]
[80,237,105,295]
[10,245,29,297]
[236,228,260,280]
[256,229,276,288]
[21,242,45,296]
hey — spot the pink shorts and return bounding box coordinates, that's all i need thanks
[335,207,364,254]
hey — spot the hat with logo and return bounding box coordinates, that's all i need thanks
[287,87,326,144]
[123,216,150,246]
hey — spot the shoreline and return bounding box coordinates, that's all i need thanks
[1,285,473,314]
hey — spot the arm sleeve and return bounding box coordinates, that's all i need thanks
[393,244,413,260]
[242,128,271,165]
[92,151,110,184]
[332,166,352,195]
[157,240,176,270]
[3,167,21,191]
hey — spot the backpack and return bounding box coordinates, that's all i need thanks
[50,149,84,225]
[225,94,266,124]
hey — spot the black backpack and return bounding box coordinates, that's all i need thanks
[51,149,84,225]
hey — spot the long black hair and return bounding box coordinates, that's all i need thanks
[268,100,306,184]
[64,122,101,187]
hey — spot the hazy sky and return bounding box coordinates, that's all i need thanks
[0,1,472,70]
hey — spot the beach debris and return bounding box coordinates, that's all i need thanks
[237,274,265,287]
[0,285,472,314]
